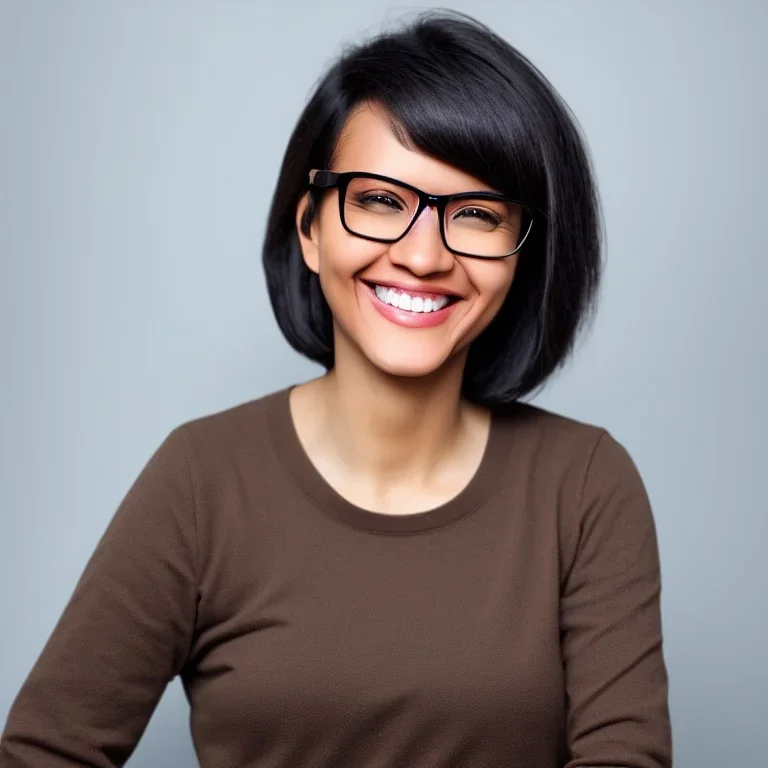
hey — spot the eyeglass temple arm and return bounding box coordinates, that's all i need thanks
[308,169,338,187]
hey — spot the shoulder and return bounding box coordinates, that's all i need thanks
[150,387,290,478]
[490,404,660,598]
[174,387,288,447]
[493,400,642,466]
[490,400,650,525]
[491,399,609,467]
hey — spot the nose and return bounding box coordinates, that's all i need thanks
[387,205,454,276]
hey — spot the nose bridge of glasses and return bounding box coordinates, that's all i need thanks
[409,196,443,232]
[398,200,449,268]
[419,193,444,216]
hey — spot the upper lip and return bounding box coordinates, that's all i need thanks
[361,278,463,299]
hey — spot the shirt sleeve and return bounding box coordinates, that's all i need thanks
[0,427,199,768]
[560,431,672,768]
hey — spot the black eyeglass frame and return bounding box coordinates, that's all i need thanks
[307,169,535,260]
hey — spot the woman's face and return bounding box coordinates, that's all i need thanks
[297,103,520,380]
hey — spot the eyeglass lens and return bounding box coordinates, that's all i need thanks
[343,176,527,257]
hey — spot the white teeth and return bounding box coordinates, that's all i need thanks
[372,284,450,313]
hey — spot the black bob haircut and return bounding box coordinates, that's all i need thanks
[262,10,602,407]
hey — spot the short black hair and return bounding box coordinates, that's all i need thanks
[262,9,602,407]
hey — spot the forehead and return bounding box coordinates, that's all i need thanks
[331,102,499,196]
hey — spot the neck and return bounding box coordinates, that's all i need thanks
[297,341,478,485]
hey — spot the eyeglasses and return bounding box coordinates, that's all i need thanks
[307,170,534,260]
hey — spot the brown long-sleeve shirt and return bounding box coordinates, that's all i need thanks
[0,387,672,767]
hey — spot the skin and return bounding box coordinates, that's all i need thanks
[290,102,520,516]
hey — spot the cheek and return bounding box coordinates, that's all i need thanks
[317,212,385,281]
[315,228,385,310]
[470,258,519,315]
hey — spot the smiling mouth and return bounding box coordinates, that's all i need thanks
[362,280,460,314]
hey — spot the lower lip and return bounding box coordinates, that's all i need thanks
[363,283,459,328]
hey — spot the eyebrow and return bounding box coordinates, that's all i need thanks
[328,169,507,197]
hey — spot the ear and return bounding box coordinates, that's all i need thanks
[295,192,320,275]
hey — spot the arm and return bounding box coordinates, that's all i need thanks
[0,427,198,767]
[561,432,672,768]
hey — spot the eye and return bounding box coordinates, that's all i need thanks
[453,206,502,225]
[355,192,407,212]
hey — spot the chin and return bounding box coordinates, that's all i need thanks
[364,345,456,380]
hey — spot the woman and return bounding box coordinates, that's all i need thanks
[0,10,672,768]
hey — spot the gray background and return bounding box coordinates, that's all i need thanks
[1,0,765,765]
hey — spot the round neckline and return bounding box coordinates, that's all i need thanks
[266,386,504,535]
